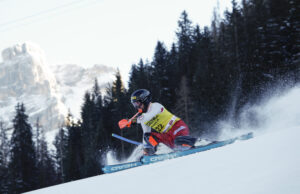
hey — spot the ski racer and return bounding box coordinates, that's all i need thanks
[130,89,196,155]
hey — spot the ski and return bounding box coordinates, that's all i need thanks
[142,132,253,164]
[102,161,142,174]
[102,132,253,173]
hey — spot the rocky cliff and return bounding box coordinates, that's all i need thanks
[0,42,115,131]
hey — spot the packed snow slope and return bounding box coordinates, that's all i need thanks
[28,86,300,194]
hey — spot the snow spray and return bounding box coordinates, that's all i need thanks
[218,85,300,139]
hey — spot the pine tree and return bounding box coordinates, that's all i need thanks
[0,121,9,168]
[53,126,68,183]
[165,43,180,108]
[9,103,38,193]
[127,62,148,141]
[64,113,83,182]
[33,119,57,189]
[103,70,137,159]
[91,79,107,168]
[0,121,10,193]
[111,70,132,158]
[173,76,194,128]
[262,0,290,78]
[80,91,101,177]
[37,132,57,188]
[102,83,115,151]
[0,162,9,193]
[151,41,172,107]
[128,64,139,92]
[192,26,222,123]
[128,59,151,94]
[287,0,300,81]
[225,0,245,119]
[34,118,42,169]
[251,0,269,70]
[176,11,194,80]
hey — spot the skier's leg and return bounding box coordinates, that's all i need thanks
[168,120,196,148]
[143,133,159,155]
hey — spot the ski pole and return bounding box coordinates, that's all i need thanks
[118,108,142,129]
[112,133,152,148]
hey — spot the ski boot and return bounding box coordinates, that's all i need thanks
[143,147,157,155]
[174,136,197,151]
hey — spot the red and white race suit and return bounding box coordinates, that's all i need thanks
[137,102,190,148]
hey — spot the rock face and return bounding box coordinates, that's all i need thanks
[51,63,115,120]
[0,42,67,131]
[0,42,115,131]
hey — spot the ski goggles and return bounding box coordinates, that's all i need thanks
[131,101,142,109]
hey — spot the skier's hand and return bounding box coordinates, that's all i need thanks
[126,120,132,127]
[118,109,142,129]
[131,118,137,123]
[119,119,130,129]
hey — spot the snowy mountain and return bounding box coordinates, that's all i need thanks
[51,63,115,120]
[0,42,115,131]
[26,85,300,194]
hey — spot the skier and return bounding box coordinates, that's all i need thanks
[129,89,196,155]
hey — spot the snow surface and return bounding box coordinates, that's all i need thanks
[27,85,300,194]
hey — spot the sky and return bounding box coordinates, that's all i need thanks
[27,85,300,194]
[0,0,234,85]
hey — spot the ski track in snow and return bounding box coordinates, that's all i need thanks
[27,126,300,194]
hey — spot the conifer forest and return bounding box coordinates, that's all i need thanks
[0,0,299,193]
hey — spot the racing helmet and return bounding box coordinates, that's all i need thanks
[130,89,152,110]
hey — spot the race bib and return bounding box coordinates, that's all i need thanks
[144,108,179,133]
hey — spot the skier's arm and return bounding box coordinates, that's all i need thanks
[137,103,163,124]
[136,103,163,145]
